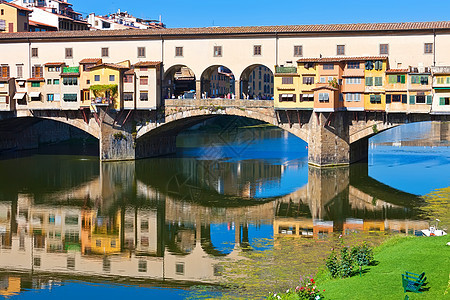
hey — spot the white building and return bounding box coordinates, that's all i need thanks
[87,9,165,31]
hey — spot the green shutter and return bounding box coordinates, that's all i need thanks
[411,75,417,84]
[370,95,375,103]
[402,94,407,104]
[447,78,450,84]
[375,77,382,86]
[409,95,416,104]
[366,77,373,86]
[386,94,391,104]
[377,95,381,103]
[388,75,395,83]
[426,95,432,104]
[440,97,445,105]
[400,75,406,84]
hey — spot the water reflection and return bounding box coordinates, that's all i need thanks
[0,161,430,294]
[0,122,447,298]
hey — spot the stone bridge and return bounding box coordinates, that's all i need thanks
[0,99,449,166]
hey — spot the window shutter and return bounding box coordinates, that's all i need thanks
[400,75,405,84]
[386,94,391,104]
[426,95,432,104]
[388,75,394,83]
[402,94,407,103]
[279,94,282,102]
[32,66,36,78]
[299,94,303,102]
[293,94,296,102]
[365,77,373,86]
[409,95,416,104]
[440,97,445,105]
[370,95,375,103]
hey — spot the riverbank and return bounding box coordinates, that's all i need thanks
[318,235,450,299]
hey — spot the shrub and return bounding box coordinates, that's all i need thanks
[267,277,325,300]
[325,240,374,278]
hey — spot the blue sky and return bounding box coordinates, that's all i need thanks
[70,0,449,28]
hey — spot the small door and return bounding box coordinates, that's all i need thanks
[8,23,13,33]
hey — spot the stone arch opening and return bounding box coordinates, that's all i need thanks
[239,64,274,100]
[200,65,235,99]
[162,65,196,99]
[0,116,99,156]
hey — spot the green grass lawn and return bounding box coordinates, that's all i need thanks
[318,235,450,299]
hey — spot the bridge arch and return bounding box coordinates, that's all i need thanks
[239,64,274,100]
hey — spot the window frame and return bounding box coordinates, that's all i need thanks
[213,46,222,57]
[424,43,433,54]
[31,48,38,58]
[336,45,345,56]
[379,43,389,55]
[294,45,303,57]
[137,47,146,58]
[253,45,262,56]
[175,46,183,57]
[101,47,109,57]
[65,48,73,59]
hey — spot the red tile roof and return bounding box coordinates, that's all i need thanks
[134,61,161,67]
[88,63,130,70]
[27,77,45,82]
[1,21,450,40]
[79,58,102,65]
[385,69,409,73]
[0,77,11,82]
[124,69,135,75]
[297,56,388,63]
[29,20,58,29]
[0,1,32,12]
[44,62,65,66]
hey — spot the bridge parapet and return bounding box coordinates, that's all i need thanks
[164,99,274,108]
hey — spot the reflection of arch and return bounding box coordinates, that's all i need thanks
[239,64,274,100]
[200,224,235,257]
[200,65,235,98]
[165,223,196,256]
[163,65,197,99]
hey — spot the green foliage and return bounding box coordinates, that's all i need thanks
[113,132,127,141]
[328,78,339,89]
[89,84,118,97]
[351,242,374,267]
[325,251,339,278]
[372,124,378,133]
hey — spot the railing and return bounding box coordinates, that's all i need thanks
[275,66,297,74]
[92,97,112,105]
[164,99,274,108]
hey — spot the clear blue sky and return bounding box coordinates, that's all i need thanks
[69,0,449,28]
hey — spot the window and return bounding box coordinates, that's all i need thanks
[318,93,329,102]
[365,77,373,86]
[16,65,23,78]
[138,260,147,272]
[124,74,133,83]
[337,45,345,55]
[320,77,326,83]
[294,45,303,57]
[31,82,40,87]
[47,79,52,85]
[1,65,9,78]
[279,94,296,102]
[1,9,3,15]
[94,75,100,81]
[424,43,433,54]
[140,77,148,85]
[67,257,75,270]
[103,258,111,272]
[374,77,383,86]
[175,46,183,57]
[176,263,185,275]
[323,64,334,70]
[63,94,77,102]
[416,95,426,104]
[53,79,59,85]
[140,92,148,101]
[65,48,73,59]
[437,77,444,84]
[137,47,146,58]
[281,77,293,84]
[96,240,101,247]
[253,45,262,56]
[347,62,360,69]
[34,257,41,268]
[213,46,222,57]
[440,97,450,105]
[63,77,78,85]
[111,240,116,248]
[124,93,133,101]
[109,75,115,81]
[32,48,38,58]
[380,44,389,55]
[101,47,109,57]
[369,94,382,103]
[345,77,361,84]
[303,76,314,84]
[345,93,361,102]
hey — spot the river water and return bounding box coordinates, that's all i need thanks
[0,119,448,299]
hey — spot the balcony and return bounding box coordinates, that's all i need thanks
[276,66,297,74]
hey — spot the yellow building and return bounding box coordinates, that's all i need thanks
[79,58,102,107]
[408,69,432,113]
[88,60,130,110]
[90,211,121,255]
[364,57,388,111]
[274,65,301,110]
[0,1,31,33]
[385,69,409,112]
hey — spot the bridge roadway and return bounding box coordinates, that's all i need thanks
[0,99,449,166]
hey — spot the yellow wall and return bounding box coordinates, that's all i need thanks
[364,60,387,110]
[274,73,302,109]
[89,67,121,110]
[0,4,28,33]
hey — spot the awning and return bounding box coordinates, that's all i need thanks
[29,92,41,98]
[13,93,26,100]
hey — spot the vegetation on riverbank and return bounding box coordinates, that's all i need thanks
[318,235,450,299]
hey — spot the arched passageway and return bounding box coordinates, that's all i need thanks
[240,64,274,100]
[200,65,235,99]
[163,65,196,99]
